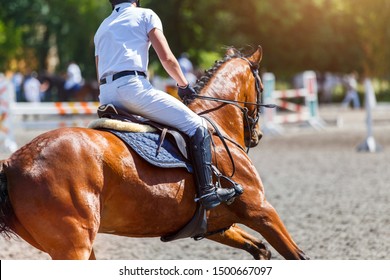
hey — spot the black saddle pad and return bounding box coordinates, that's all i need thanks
[105,129,192,172]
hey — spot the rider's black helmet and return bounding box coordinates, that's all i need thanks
[109,0,140,8]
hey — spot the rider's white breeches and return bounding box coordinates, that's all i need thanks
[99,75,205,137]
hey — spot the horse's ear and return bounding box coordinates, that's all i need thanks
[225,48,236,57]
[248,46,263,65]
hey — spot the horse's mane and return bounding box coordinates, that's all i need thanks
[194,48,246,94]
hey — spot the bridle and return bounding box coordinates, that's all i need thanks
[240,57,269,151]
[188,57,275,177]
[189,57,275,153]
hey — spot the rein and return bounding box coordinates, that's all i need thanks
[191,94,275,109]
[194,93,275,153]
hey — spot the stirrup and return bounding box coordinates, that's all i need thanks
[212,165,244,195]
[194,187,236,210]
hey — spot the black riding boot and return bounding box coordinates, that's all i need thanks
[190,126,240,210]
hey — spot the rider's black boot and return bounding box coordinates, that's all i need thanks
[190,126,241,210]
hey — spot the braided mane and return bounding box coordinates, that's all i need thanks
[193,48,245,94]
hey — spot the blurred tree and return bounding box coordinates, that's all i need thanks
[0,0,109,77]
[0,20,23,71]
[250,0,364,76]
[1,0,389,79]
[347,0,390,77]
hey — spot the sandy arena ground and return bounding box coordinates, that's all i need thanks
[0,105,389,260]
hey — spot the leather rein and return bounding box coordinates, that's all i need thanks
[191,58,276,177]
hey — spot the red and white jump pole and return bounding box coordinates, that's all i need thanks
[261,71,324,134]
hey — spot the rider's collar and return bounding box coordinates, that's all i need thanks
[113,2,134,12]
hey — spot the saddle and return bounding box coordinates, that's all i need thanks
[91,104,210,242]
[96,104,190,161]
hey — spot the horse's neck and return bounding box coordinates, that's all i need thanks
[190,64,246,144]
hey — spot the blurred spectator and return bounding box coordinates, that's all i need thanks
[23,72,41,102]
[322,72,335,103]
[178,53,197,85]
[39,79,51,101]
[12,71,24,102]
[342,71,360,109]
[64,61,83,99]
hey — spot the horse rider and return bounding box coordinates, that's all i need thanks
[94,0,242,209]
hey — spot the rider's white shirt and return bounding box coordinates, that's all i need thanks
[94,3,162,79]
[95,3,205,137]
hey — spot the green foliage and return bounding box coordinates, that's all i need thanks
[0,21,23,70]
[0,0,109,76]
[1,0,390,80]
[196,51,222,71]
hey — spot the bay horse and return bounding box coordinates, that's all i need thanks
[0,47,307,260]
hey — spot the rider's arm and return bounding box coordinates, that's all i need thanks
[149,28,188,88]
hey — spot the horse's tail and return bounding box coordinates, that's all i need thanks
[0,160,16,238]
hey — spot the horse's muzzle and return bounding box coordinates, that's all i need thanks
[245,128,263,148]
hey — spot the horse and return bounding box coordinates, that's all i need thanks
[0,46,308,260]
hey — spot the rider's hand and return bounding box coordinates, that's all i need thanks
[177,84,196,104]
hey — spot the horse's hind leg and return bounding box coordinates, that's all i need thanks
[19,216,96,260]
[242,200,308,260]
[14,220,96,260]
[89,248,97,260]
[10,212,96,259]
[9,181,100,260]
[9,217,47,254]
[207,224,271,260]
